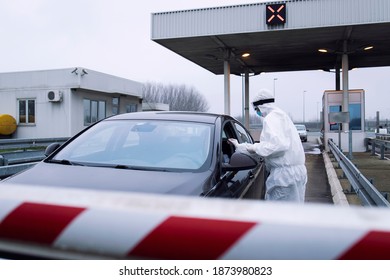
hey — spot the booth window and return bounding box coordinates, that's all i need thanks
[18,99,35,124]
[329,105,341,131]
[349,104,362,130]
[84,99,106,126]
[329,104,361,131]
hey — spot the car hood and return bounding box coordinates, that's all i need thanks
[3,162,212,196]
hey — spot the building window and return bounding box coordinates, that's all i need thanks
[84,99,106,126]
[126,104,137,113]
[112,97,119,115]
[18,99,35,124]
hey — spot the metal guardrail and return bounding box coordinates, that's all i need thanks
[0,137,68,150]
[0,137,68,179]
[375,133,390,140]
[0,163,38,179]
[328,138,390,207]
[365,134,390,160]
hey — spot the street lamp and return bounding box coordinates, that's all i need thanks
[273,78,278,98]
[303,90,306,123]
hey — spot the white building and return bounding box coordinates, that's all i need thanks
[0,67,143,139]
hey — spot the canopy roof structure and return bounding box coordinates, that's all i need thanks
[151,0,390,75]
[151,0,390,154]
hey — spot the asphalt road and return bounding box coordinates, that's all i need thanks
[303,135,333,204]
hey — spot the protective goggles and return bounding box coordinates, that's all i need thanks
[252,98,275,107]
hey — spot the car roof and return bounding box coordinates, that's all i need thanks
[107,111,235,124]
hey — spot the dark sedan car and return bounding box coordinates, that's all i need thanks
[2,112,265,199]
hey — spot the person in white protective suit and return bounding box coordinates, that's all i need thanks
[229,89,307,202]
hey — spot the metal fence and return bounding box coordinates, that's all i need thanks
[328,138,390,207]
[364,134,390,160]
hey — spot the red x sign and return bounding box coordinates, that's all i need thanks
[266,4,286,25]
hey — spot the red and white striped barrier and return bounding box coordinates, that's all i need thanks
[0,183,390,259]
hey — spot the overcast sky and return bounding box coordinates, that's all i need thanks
[1,0,390,121]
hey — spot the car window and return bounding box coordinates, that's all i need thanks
[234,122,253,144]
[220,121,254,164]
[61,125,118,158]
[221,122,237,163]
[295,125,306,131]
[222,121,235,139]
[52,120,213,171]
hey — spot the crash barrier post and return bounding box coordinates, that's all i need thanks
[0,183,390,260]
[328,139,390,207]
[0,155,7,166]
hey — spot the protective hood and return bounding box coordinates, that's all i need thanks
[252,89,276,117]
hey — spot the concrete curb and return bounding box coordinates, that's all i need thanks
[322,151,349,206]
[316,136,349,206]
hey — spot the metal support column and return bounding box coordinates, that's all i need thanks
[244,70,250,129]
[335,67,341,91]
[342,41,352,159]
[224,49,231,115]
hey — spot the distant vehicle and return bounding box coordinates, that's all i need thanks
[295,124,308,142]
[1,112,265,199]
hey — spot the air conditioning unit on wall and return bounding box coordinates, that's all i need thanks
[47,90,62,102]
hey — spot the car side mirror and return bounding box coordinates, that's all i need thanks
[44,143,61,156]
[222,152,257,171]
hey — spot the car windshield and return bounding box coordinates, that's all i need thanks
[295,125,306,131]
[52,120,213,171]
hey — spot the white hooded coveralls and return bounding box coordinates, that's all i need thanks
[237,90,307,202]
[256,104,307,202]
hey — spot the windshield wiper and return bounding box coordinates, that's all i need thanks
[48,159,84,166]
[113,164,168,172]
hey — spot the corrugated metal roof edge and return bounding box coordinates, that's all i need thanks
[151,1,283,15]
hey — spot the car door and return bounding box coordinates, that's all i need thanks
[213,120,265,199]
[232,122,265,199]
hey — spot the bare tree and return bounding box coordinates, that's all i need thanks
[142,82,209,112]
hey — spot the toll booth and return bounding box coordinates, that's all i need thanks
[322,89,367,152]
